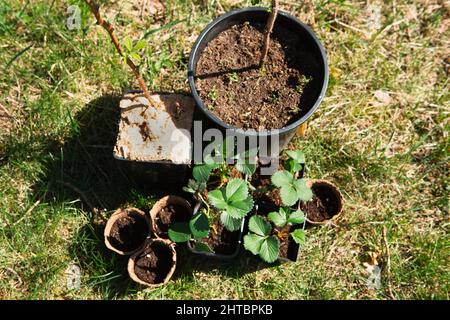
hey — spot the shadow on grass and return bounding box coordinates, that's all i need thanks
[33,94,283,298]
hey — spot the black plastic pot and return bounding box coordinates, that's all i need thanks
[186,202,245,260]
[251,202,301,263]
[188,7,329,156]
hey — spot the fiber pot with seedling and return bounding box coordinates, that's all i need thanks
[188,1,328,152]
[168,142,256,259]
[150,195,193,239]
[244,150,313,263]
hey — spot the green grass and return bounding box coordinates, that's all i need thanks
[0,0,448,299]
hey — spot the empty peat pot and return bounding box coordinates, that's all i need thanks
[303,179,344,224]
[128,238,177,287]
[104,208,151,255]
[150,195,192,239]
[188,7,329,154]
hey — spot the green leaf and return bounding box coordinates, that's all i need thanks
[259,236,279,263]
[225,197,254,218]
[183,179,206,194]
[130,52,141,62]
[220,211,242,232]
[235,162,256,176]
[182,179,196,194]
[235,148,257,175]
[288,210,305,225]
[248,215,271,237]
[279,184,299,207]
[208,189,227,209]
[294,179,313,202]
[194,242,213,253]
[285,150,306,163]
[133,39,147,51]
[193,164,212,183]
[124,37,133,52]
[243,234,264,255]
[226,178,248,202]
[204,153,220,169]
[189,213,209,239]
[271,170,293,188]
[168,222,191,243]
[222,135,236,162]
[268,209,288,228]
[291,229,306,245]
[284,158,302,174]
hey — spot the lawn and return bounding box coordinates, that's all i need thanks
[0,0,448,299]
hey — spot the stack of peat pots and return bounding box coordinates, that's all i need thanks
[104,196,192,287]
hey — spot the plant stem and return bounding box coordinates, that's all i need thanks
[84,0,156,108]
[197,193,211,216]
[260,0,279,66]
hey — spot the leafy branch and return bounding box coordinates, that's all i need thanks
[83,0,156,109]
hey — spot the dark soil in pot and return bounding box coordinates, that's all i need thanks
[155,204,191,235]
[133,240,174,285]
[200,218,240,255]
[301,182,341,222]
[108,214,149,253]
[195,22,313,131]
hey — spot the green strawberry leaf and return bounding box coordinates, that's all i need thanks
[204,153,220,169]
[284,158,303,173]
[226,178,248,202]
[243,233,265,255]
[168,222,191,243]
[288,210,305,225]
[271,170,293,188]
[285,150,306,163]
[194,242,214,253]
[248,215,271,237]
[182,179,197,194]
[259,236,279,263]
[220,211,242,232]
[267,208,288,228]
[279,184,299,207]
[226,196,254,218]
[208,189,227,209]
[235,162,256,176]
[189,212,209,239]
[291,229,306,245]
[294,179,313,202]
[193,164,212,183]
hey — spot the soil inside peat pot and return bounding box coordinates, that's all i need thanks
[301,184,340,222]
[195,22,314,131]
[134,241,173,284]
[155,204,191,236]
[200,217,240,255]
[108,214,149,252]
